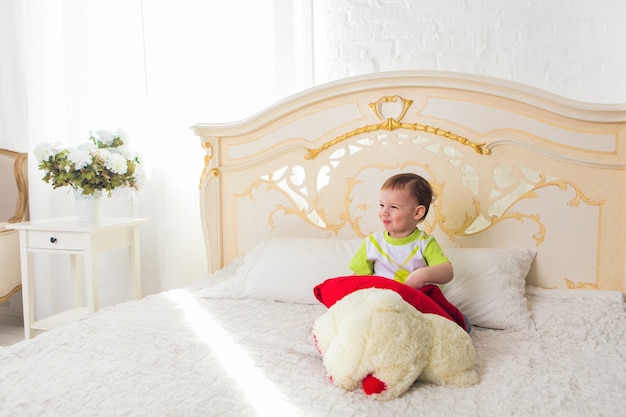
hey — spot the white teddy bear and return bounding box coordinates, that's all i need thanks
[313,287,479,400]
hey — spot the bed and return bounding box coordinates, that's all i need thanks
[1,71,625,416]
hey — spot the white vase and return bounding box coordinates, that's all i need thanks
[74,189,103,223]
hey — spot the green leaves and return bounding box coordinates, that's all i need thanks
[36,131,144,196]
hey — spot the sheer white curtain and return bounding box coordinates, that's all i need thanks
[0,0,313,317]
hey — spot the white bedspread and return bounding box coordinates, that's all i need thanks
[0,285,624,417]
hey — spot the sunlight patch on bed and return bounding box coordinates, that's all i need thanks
[166,290,303,417]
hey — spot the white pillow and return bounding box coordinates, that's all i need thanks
[441,248,537,331]
[236,238,362,304]
[205,238,536,330]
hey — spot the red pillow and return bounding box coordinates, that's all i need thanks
[313,275,466,330]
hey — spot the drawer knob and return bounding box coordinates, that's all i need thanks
[50,237,57,243]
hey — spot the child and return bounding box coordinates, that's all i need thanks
[348,172,453,290]
[349,172,470,332]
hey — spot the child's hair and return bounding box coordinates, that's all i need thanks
[381,173,433,218]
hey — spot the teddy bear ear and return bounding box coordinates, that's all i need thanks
[365,288,404,310]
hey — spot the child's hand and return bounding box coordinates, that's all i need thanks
[404,269,428,289]
[404,263,454,289]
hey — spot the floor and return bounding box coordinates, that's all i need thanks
[0,311,24,347]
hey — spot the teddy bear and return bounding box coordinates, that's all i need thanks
[313,287,480,400]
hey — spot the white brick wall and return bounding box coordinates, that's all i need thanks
[313,0,626,103]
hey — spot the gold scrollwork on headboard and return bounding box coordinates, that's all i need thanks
[199,142,219,189]
[305,95,489,160]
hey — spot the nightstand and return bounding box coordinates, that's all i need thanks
[6,216,149,339]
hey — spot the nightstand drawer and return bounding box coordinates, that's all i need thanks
[28,231,86,250]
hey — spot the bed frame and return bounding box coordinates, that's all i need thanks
[192,71,626,293]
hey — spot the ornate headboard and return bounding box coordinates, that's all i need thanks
[192,71,626,292]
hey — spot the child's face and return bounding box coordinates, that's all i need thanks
[379,188,425,238]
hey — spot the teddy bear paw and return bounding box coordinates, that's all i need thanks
[362,374,387,395]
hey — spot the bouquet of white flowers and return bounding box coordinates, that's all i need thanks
[34,129,146,197]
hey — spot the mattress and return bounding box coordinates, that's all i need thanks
[0,279,624,417]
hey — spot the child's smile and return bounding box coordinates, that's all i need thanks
[379,188,424,238]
